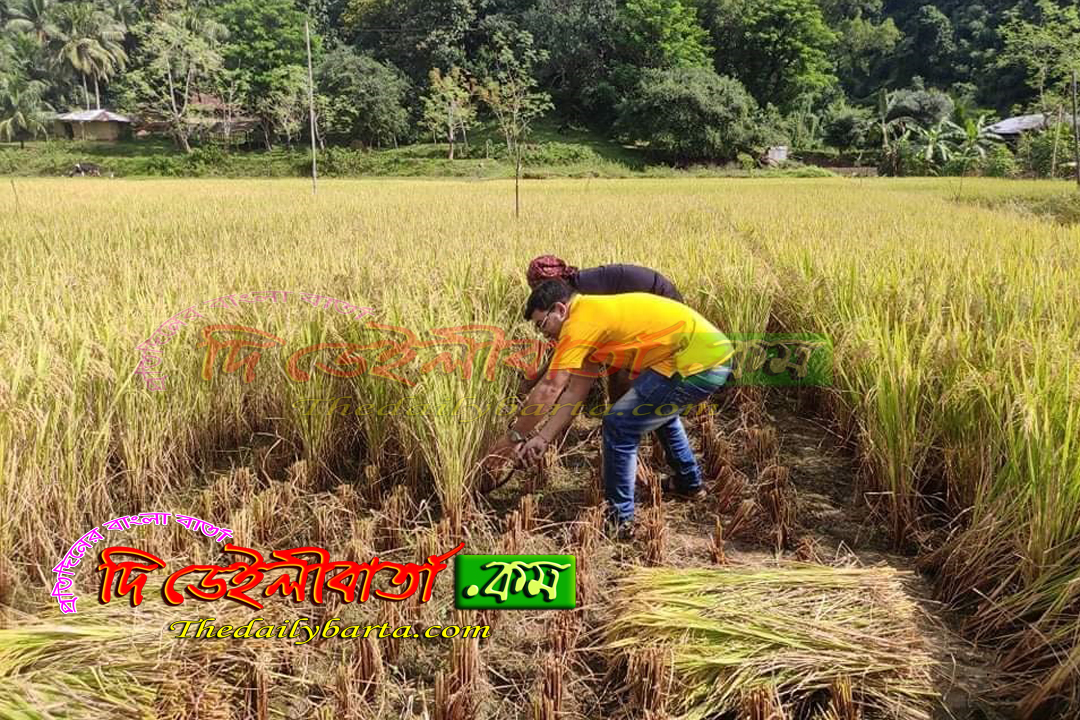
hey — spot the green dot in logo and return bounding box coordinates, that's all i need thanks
[464,584,479,598]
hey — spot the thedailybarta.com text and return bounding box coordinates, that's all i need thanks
[170,617,491,645]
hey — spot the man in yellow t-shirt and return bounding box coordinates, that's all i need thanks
[483,280,735,538]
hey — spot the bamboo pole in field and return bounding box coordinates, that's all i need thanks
[1072,70,1079,189]
[306,19,317,196]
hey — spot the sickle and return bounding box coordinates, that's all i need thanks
[481,439,528,495]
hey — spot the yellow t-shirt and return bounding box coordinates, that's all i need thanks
[548,293,734,378]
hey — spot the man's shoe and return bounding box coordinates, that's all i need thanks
[605,516,637,541]
[667,485,706,501]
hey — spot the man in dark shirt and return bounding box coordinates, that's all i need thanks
[526,256,683,302]
[520,256,685,397]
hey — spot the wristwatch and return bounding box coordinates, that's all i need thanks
[508,428,528,444]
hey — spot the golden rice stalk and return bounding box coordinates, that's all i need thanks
[344,517,375,564]
[758,462,795,551]
[710,516,727,565]
[714,465,748,516]
[736,387,766,427]
[335,482,362,514]
[501,511,523,555]
[525,449,552,493]
[377,599,405,667]
[376,484,412,552]
[705,432,734,479]
[586,462,604,507]
[741,685,788,720]
[746,425,780,469]
[626,645,674,716]
[549,608,583,657]
[242,661,269,720]
[697,404,716,443]
[519,493,538,532]
[641,506,666,566]
[434,611,483,720]
[362,464,383,505]
[313,502,340,544]
[532,653,565,720]
[824,676,860,720]
[795,536,823,564]
[286,458,313,493]
[573,505,606,555]
[726,499,757,541]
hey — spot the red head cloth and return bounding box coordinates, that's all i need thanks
[527,255,577,287]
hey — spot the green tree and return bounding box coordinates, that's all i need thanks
[696,0,837,110]
[421,66,476,159]
[102,0,139,33]
[476,29,552,218]
[0,74,51,147]
[999,0,1080,110]
[886,79,954,127]
[518,0,618,122]
[260,64,308,150]
[831,8,900,100]
[2,29,47,83]
[341,0,477,86]
[4,0,58,43]
[823,100,872,154]
[52,2,127,110]
[115,11,225,152]
[615,65,761,163]
[617,0,711,69]
[314,46,410,148]
[900,5,955,88]
[213,0,315,149]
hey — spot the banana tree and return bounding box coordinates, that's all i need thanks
[913,119,964,167]
[957,114,1003,161]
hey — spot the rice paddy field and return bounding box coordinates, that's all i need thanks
[1,176,1078,719]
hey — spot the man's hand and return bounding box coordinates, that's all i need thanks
[516,434,548,466]
[482,435,518,472]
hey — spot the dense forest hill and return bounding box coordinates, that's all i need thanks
[1,0,1078,171]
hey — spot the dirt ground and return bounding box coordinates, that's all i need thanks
[120,381,1015,720]
[475,384,1014,720]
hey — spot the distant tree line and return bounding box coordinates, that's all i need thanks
[1,0,1078,174]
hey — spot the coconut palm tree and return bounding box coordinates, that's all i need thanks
[4,0,58,44]
[102,0,139,32]
[3,29,46,80]
[0,74,52,147]
[51,2,126,110]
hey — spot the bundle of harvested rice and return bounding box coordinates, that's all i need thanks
[604,565,937,720]
[0,602,314,719]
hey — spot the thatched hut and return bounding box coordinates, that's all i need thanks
[52,110,133,141]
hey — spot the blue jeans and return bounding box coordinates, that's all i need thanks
[602,365,731,523]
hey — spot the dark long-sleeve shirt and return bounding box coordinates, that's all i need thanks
[569,264,683,302]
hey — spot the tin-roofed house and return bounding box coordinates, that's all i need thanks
[986,113,1076,143]
[52,110,133,141]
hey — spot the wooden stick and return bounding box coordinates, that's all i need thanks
[305,19,317,196]
[1072,70,1079,188]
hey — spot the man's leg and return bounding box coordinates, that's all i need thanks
[654,365,733,494]
[601,370,690,526]
[655,416,702,493]
[607,368,632,405]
